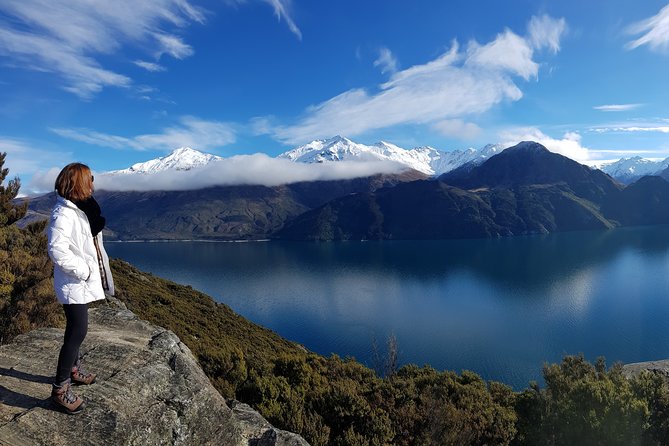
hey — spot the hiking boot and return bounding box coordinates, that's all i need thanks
[71,360,96,385]
[51,380,85,415]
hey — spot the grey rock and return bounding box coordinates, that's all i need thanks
[622,359,669,381]
[0,298,309,446]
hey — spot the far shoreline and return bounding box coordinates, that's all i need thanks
[106,238,272,243]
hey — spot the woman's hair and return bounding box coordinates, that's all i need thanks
[55,163,94,201]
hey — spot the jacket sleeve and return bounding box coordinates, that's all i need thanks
[47,213,91,282]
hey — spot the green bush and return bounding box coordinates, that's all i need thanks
[514,355,669,446]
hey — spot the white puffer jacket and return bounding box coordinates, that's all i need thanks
[47,195,115,304]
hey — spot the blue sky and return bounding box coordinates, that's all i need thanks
[2,0,669,193]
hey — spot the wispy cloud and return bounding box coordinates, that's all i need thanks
[154,33,195,59]
[134,60,167,72]
[499,127,592,162]
[0,1,204,98]
[626,4,669,51]
[0,0,301,98]
[29,155,405,192]
[259,15,567,145]
[1,137,71,176]
[591,119,669,133]
[593,104,643,112]
[1,137,72,194]
[0,27,132,99]
[374,47,399,75]
[528,14,567,53]
[465,30,537,80]
[51,116,237,151]
[592,125,669,133]
[262,0,302,40]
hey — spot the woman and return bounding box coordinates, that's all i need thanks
[47,163,114,414]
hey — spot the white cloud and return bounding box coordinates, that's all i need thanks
[40,156,405,192]
[374,47,399,74]
[465,29,538,80]
[591,124,669,133]
[528,14,567,53]
[431,119,481,140]
[262,0,302,40]
[0,0,301,98]
[0,137,73,194]
[627,4,669,52]
[499,127,592,162]
[26,168,64,195]
[0,27,132,99]
[134,60,167,72]
[261,15,566,145]
[154,33,194,59]
[593,104,643,112]
[0,1,206,98]
[51,116,237,151]
[0,137,71,177]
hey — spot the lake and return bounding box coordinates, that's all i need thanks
[106,225,669,389]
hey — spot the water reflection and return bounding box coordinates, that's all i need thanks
[107,225,669,389]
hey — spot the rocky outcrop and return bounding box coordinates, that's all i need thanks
[0,298,308,446]
[622,359,669,381]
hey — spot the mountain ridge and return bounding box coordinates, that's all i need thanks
[277,135,502,175]
[100,137,503,180]
[598,156,669,184]
[97,137,669,187]
[24,172,426,240]
[107,147,223,175]
[441,141,623,204]
[22,140,669,242]
[277,142,650,241]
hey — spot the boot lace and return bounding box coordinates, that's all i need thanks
[73,361,92,379]
[63,384,78,405]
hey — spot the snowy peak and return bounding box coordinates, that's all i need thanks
[104,138,502,180]
[278,136,500,176]
[279,136,375,163]
[599,156,669,184]
[109,147,222,175]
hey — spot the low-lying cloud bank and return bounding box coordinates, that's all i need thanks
[30,154,408,193]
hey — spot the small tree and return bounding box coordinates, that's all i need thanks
[371,333,400,377]
[0,152,27,227]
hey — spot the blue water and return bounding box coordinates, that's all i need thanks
[106,226,669,389]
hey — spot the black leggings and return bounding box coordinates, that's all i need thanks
[55,303,88,384]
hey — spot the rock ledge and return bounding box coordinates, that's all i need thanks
[622,359,669,381]
[0,299,308,446]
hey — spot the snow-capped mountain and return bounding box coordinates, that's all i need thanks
[103,137,503,179]
[107,147,222,175]
[598,156,669,184]
[425,143,502,174]
[278,136,502,175]
[98,139,669,186]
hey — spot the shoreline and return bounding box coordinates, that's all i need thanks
[106,238,272,243]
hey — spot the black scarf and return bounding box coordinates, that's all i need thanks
[73,196,106,237]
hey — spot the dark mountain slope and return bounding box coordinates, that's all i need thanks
[277,179,615,241]
[660,165,669,183]
[277,143,623,241]
[602,175,669,226]
[24,171,426,240]
[278,180,502,240]
[441,141,622,204]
